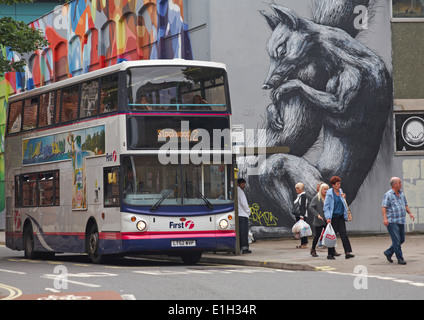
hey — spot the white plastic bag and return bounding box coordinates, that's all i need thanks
[322,223,337,248]
[292,220,302,235]
[299,220,312,237]
[292,220,312,238]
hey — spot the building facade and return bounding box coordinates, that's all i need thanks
[1,0,423,236]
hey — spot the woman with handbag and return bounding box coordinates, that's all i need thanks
[308,183,330,258]
[293,182,308,249]
[323,176,355,259]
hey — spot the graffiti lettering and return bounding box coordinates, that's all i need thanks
[250,203,278,227]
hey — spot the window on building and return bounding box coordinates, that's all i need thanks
[393,0,424,18]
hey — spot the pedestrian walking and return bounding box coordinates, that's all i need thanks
[381,177,415,265]
[324,176,355,259]
[293,182,308,249]
[308,183,330,257]
[237,178,252,254]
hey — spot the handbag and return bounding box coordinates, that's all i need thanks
[292,201,301,217]
[343,197,353,221]
[322,223,337,248]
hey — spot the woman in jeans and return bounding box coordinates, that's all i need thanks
[323,176,355,260]
[308,183,329,257]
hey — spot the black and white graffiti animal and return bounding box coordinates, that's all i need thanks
[246,0,392,230]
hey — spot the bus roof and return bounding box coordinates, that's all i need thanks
[9,59,227,102]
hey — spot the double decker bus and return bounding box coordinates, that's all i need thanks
[4,60,236,264]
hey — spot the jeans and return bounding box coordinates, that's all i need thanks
[385,223,405,261]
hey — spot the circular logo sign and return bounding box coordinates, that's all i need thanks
[402,116,424,148]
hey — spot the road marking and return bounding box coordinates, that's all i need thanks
[0,283,23,300]
[315,266,336,271]
[0,269,27,275]
[325,271,424,288]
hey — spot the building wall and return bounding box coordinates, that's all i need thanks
[0,1,61,24]
[392,15,424,236]
[188,0,423,236]
[2,0,423,235]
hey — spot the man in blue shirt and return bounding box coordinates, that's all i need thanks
[381,177,415,265]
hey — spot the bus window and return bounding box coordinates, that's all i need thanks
[61,85,79,122]
[55,90,61,124]
[80,79,99,118]
[39,172,59,206]
[23,97,38,131]
[14,176,22,207]
[100,73,118,113]
[7,101,23,133]
[104,167,120,206]
[127,66,228,112]
[39,92,56,127]
[22,173,37,207]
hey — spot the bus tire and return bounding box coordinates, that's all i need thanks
[180,252,202,265]
[87,223,103,264]
[23,223,36,259]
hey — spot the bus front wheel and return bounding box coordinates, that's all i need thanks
[180,252,202,265]
[87,224,103,264]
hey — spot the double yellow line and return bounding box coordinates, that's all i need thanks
[0,283,22,300]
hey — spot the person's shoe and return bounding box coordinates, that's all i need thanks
[333,250,341,256]
[310,249,318,257]
[398,259,407,265]
[327,255,335,260]
[384,252,393,263]
[242,249,252,254]
[345,253,355,259]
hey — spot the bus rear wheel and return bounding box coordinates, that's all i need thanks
[23,224,36,259]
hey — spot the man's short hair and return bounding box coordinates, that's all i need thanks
[237,178,246,184]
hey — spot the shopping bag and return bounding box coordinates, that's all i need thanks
[299,220,312,237]
[292,220,302,234]
[292,220,302,237]
[322,223,337,248]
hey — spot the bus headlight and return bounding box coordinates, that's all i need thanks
[136,220,147,232]
[218,219,229,230]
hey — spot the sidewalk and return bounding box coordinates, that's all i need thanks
[1,231,422,276]
[201,234,424,276]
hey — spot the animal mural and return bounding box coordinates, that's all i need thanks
[0,0,192,223]
[245,0,393,232]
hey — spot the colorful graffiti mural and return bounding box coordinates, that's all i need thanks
[3,0,192,93]
[0,0,193,227]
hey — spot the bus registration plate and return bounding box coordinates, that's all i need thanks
[171,240,196,247]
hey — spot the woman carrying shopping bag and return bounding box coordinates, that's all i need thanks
[323,176,355,260]
[308,183,331,258]
[292,182,309,249]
